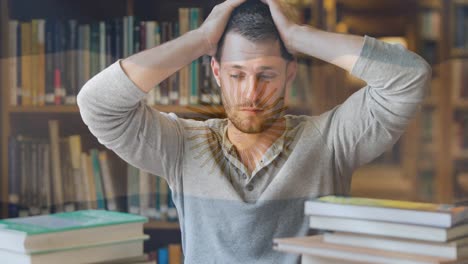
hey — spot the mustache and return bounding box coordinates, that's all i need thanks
[231,101,262,108]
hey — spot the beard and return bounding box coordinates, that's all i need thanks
[221,83,287,134]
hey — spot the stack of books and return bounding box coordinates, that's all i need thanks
[273,196,468,264]
[0,210,155,264]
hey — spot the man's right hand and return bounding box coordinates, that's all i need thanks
[198,0,247,56]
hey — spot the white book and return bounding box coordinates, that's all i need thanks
[309,215,468,242]
[324,232,468,259]
[274,235,464,264]
[0,237,147,264]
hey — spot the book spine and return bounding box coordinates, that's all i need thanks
[90,149,106,210]
[40,142,52,214]
[16,21,22,106]
[178,8,189,106]
[8,136,19,218]
[21,22,32,106]
[45,19,55,104]
[8,21,18,106]
[127,164,140,215]
[37,19,46,106]
[106,20,113,66]
[53,21,64,105]
[48,120,64,212]
[31,20,39,106]
[99,151,119,211]
[189,9,200,105]
[65,20,78,105]
[99,21,106,71]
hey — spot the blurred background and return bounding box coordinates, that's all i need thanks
[0,0,467,258]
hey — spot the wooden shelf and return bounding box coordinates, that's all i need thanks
[144,220,180,230]
[8,105,226,116]
[9,105,80,113]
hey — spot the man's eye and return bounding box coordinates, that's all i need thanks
[259,75,274,79]
[230,74,244,79]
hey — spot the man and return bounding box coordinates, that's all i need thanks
[77,0,431,263]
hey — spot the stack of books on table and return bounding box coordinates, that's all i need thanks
[273,196,468,264]
[0,210,155,264]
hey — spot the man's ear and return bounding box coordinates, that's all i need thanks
[211,57,221,87]
[285,59,297,88]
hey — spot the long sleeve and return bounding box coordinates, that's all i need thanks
[314,35,432,181]
[77,61,184,186]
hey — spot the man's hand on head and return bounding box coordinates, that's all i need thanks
[198,0,247,56]
[260,0,302,54]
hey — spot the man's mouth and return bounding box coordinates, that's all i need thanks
[240,108,264,114]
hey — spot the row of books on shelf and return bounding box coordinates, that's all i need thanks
[7,119,178,223]
[451,59,468,101]
[453,4,468,50]
[152,244,183,264]
[274,196,468,263]
[0,210,158,264]
[6,9,219,107]
[6,13,314,109]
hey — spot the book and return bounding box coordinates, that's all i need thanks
[168,244,182,264]
[90,149,106,209]
[91,254,155,264]
[323,232,468,259]
[0,237,147,264]
[305,196,468,228]
[273,235,467,264]
[0,210,147,254]
[158,247,169,264]
[308,215,468,242]
[48,120,64,212]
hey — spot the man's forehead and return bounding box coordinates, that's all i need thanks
[225,64,278,71]
[221,32,284,63]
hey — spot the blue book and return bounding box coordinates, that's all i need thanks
[157,247,168,264]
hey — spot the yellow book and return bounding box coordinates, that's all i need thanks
[21,22,32,106]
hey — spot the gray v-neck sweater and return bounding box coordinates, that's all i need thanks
[77,36,431,263]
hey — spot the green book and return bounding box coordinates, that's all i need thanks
[0,210,148,254]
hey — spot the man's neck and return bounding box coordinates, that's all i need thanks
[227,117,286,173]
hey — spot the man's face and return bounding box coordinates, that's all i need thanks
[212,32,297,134]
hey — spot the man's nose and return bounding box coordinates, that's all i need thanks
[244,76,261,102]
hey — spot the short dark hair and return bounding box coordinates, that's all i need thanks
[214,0,294,63]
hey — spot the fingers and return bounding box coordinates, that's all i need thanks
[222,0,248,10]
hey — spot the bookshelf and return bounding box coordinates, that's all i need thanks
[342,0,468,203]
[316,0,467,203]
[318,0,424,201]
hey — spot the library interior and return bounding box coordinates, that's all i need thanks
[0,0,467,263]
